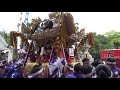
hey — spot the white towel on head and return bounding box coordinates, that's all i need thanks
[18,49,26,54]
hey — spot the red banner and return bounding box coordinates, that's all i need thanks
[100,49,120,68]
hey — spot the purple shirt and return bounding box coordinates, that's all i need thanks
[65,73,76,78]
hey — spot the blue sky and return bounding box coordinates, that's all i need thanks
[0,12,120,34]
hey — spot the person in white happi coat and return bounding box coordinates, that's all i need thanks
[17,49,27,65]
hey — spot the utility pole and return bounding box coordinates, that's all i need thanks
[24,12,29,25]
[17,12,23,49]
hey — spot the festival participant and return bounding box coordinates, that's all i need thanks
[17,49,26,65]
[37,46,52,64]
[0,63,5,78]
[106,58,120,78]
[36,47,41,63]
[11,64,24,78]
[2,60,8,65]
[64,63,76,78]
[82,58,91,66]
[82,65,93,78]
[74,63,84,78]
[23,50,38,78]
[43,46,52,63]
[11,59,17,65]
[4,61,18,78]
[28,66,44,78]
[95,64,112,78]
[91,59,104,78]
[92,59,103,68]
[66,56,75,64]
[2,60,11,77]
[82,58,96,77]
[46,46,52,62]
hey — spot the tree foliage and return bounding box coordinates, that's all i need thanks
[89,33,109,59]
[0,31,10,46]
[89,30,120,59]
[104,30,120,49]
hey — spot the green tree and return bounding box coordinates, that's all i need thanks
[104,30,120,49]
[4,33,10,46]
[113,42,120,49]
[0,31,10,46]
[89,30,120,59]
[89,32,111,59]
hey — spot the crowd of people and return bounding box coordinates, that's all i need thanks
[0,48,120,78]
